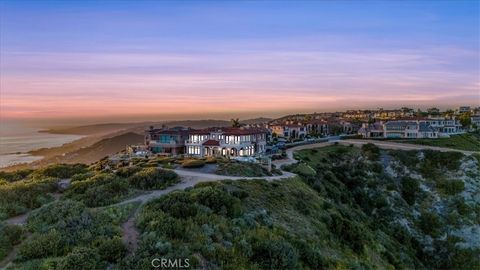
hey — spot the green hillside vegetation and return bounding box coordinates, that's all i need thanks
[392,132,480,151]
[0,163,179,218]
[0,224,24,261]
[6,201,138,269]
[215,162,277,177]
[118,144,479,269]
[1,144,478,269]
[0,164,88,219]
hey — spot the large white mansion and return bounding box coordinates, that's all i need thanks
[185,127,268,157]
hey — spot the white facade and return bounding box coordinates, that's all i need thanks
[185,128,267,157]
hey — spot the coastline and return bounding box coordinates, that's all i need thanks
[0,130,86,170]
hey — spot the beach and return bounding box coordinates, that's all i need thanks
[0,122,83,168]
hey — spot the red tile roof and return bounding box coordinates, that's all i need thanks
[203,139,220,146]
[191,127,268,136]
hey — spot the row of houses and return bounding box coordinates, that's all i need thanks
[342,109,415,120]
[144,117,359,158]
[145,126,268,158]
[268,119,359,139]
[358,117,463,139]
[342,106,480,121]
[143,111,477,158]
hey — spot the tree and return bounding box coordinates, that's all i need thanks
[444,109,454,118]
[231,118,241,128]
[427,107,440,116]
[458,112,471,128]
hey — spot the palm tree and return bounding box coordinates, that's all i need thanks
[231,118,241,128]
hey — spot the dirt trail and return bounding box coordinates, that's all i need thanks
[121,213,140,254]
[0,233,32,269]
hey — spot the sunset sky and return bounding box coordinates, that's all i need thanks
[1,1,479,124]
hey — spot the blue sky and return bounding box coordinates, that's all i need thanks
[0,0,479,122]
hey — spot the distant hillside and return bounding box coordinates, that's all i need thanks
[43,120,231,136]
[41,122,151,135]
[163,119,231,129]
[42,118,272,136]
[28,132,144,166]
[57,132,144,164]
[240,117,272,124]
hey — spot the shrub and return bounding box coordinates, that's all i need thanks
[249,231,299,269]
[0,177,58,218]
[65,174,130,207]
[34,164,88,179]
[18,229,65,259]
[70,172,95,182]
[418,211,442,238]
[182,160,205,168]
[420,150,463,175]
[437,179,464,196]
[0,224,25,260]
[58,247,102,270]
[205,157,217,164]
[27,200,86,232]
[362,143,380,160]
[128,168,179,190]
[115,166,142,178]
[96,236,127,262]
[0,169,33,183]
[191,186,242,217]
[215,162,271,177]
[401,177,420,205]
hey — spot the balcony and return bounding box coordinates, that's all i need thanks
[149,140,179,146]
[186,139,257,147]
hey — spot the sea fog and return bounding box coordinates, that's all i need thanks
[0,122,83,168]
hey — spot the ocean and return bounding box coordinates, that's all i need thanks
[0,122,84,168]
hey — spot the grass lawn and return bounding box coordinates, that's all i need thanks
[294,144,358,167]
[215,161,275,177]
[392,133,480,152]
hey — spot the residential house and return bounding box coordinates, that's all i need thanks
[458,106,471,114]
[471,116,480,129]
[384,121,437,138]
[269,123,308,139]
[358,116,463,139]
[358,122,384,138]
[305,119,329,137]
[145,126,192,155]
[185,127,268,157]
[425,117,462,135]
